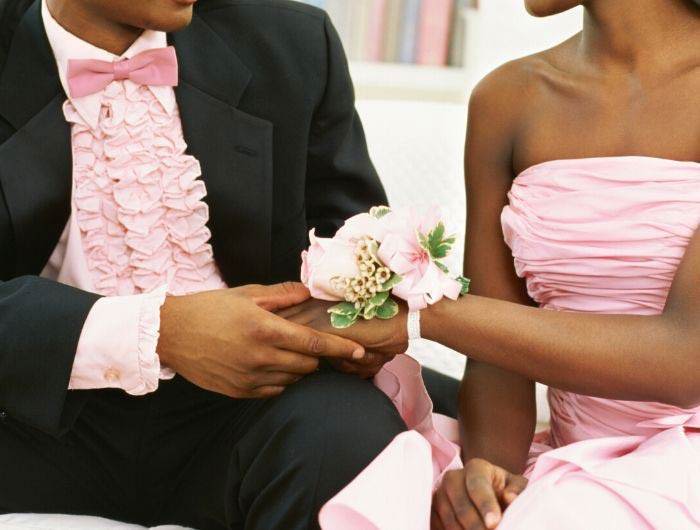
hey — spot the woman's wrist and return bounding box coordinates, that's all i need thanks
[422,298,450,342]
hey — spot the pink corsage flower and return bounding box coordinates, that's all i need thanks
[301,229,359,301]
[301,206,470,328]
[377,207,463,311]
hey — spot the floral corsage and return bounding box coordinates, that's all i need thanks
[301,206,470,328]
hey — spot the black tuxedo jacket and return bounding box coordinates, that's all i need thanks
[0,0,386,435]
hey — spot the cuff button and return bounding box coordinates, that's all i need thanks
[104,368,121,383]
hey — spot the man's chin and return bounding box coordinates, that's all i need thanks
[138,6,194,33]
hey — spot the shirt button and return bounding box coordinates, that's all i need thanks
[104,368,121,383]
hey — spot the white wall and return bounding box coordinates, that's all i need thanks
[465,1,583,81]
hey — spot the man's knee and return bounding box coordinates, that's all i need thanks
[264,369,405,473]
[235,370,406,528]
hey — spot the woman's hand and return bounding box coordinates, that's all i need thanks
[278,298,409,377]
[432,459,528,530]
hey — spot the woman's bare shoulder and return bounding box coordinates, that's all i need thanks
[469,35,580,119]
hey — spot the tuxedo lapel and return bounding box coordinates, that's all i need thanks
[0,3,275,283]
[0,0,71,276]
[171,16,274,285]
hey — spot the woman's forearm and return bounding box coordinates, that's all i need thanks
[460,362,536,474]
[423,295,700,407]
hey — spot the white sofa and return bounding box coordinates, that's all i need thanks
[0,514,190,530]
[1,99,548,529]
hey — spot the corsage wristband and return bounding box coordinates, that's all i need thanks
[407,310,421,341]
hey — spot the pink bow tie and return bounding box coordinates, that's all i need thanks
[67,46,178,98]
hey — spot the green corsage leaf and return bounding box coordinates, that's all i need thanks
[330,312,359,329]
[369,290,390,307]
[375,298,399,320]
[370,205,392,219]
[328,302,359,317]
[362,305,378,320]
[434,261,450,274]
[379,273,403,292]
[420,222,457,260]
[457,276,471,296]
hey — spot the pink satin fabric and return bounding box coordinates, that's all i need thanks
[500,156,700,529]
[67,46,178,98]
[321,156,700,530]
[320,355,462,530]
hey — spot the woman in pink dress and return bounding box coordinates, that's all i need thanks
[288,0,700,528]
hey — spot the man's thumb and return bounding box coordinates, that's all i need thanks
[254,282,311,311]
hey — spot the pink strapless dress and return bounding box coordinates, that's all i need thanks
[320,156,700,530]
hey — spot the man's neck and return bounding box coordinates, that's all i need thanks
[45,0,142,55]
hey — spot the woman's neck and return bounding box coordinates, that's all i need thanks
[46,0,142,56]
[580,0,699,71]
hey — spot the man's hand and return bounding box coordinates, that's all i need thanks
[157,283,365,399]
[278,298,409,377]
[432,460,527,530]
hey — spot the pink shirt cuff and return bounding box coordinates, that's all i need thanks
[69,285,175,394]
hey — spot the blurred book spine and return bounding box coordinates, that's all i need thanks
[398,0,421,63]
[366,0,387,62]
[295,0,470,67]
[416,0,454,65]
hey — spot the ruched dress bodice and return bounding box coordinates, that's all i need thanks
[501,156,700,447]
[496,156,700,529]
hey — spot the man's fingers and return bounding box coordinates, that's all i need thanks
[250,385,286,398]
[464,462,502,529]
[266,351,320,374]
[276,320,365,360]
[275,305,305,320]
[250,371,304,388]
[252,282,311,312]
[501,474,528,506]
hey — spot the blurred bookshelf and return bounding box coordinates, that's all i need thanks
[296,0,479,103]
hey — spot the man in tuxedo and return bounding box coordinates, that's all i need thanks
[0,0,412,528]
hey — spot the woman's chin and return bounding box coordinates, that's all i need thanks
[524,0,581,17]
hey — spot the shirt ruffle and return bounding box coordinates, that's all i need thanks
[133,284,175,395]
[64,80,226,297]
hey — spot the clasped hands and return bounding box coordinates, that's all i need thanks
[157,281,408,399]
[271,286,531,530]
[157,282,527,529]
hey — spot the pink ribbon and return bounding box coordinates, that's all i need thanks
[67,46,178,98]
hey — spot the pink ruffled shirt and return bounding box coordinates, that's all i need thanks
[39,0,226,394]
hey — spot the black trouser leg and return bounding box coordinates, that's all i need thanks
[1,369,406,530]
[0,389,153,524]
[421,367,460,419]
[155,370,406,530]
